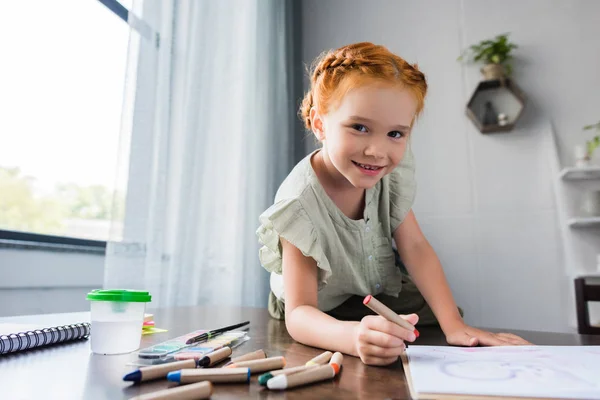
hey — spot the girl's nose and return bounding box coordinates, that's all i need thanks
[364,144,385,159]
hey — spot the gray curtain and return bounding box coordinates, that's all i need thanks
[103,0,303,308]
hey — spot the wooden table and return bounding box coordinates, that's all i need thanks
[1,306,599,400]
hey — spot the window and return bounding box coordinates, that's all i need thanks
[0,0,131,242]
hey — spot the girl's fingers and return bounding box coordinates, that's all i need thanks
[362,316,417,342]
[473,332,511,346]
[357,342,406,358]
[496,332,532,345]
[447,331,478,347]
[360,355,399,366]
[448,327,532,347]
[360,329,405,348]
[399,313,419,326]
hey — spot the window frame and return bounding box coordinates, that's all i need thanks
[0,0,151,251]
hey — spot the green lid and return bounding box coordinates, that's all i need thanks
[86,289,151,303]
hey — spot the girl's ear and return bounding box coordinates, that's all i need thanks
[310,107,326,142]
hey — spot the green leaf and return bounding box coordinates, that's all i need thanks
[458,32,517,67]
[587,136,600,156]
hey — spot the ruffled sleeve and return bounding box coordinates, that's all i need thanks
[256,198,332,285]
[389,144,417,232]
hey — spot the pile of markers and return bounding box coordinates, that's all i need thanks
[126,347,343,399]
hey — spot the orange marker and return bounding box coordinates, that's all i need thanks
[363,295,419,338]
[229,349,267,363]
[224,356,286,374]
[329,352,343,373]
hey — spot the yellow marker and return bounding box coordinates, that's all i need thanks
[305,351,333,366]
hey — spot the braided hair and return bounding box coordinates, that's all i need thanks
[299,42,427,131]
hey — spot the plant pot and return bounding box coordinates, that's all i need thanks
[481,64,506,80]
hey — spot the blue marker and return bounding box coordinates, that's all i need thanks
[123,346,233,382]
[123,359,198,382]
[167,368,250,384]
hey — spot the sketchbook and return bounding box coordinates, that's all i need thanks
[0,322,90,355]
[401,345,600,400]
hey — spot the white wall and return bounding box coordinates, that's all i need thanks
[301,0,600,333]
[0,248,104,316]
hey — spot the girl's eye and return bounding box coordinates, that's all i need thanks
[388,131,405,139]
[352,124,368,133]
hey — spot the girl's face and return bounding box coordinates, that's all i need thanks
[313,83,418,189]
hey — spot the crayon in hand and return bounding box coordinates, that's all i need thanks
[363,295,419,338]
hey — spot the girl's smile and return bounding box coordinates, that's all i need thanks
[352,160,386,176]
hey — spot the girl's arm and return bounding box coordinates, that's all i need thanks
[281,238,417,365]
[394,210,530,346]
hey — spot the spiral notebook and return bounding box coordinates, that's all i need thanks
[0,322,91,355]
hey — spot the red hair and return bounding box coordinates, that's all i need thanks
[300,42,428,130]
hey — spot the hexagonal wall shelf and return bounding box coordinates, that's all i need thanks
[466,78,526,134]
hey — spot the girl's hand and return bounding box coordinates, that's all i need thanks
[353,313,419,366]
[445,322,532,346]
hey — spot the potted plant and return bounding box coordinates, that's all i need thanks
[458,33,518,80]
[583,121,600,163]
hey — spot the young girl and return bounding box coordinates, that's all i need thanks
[257,42,529,366]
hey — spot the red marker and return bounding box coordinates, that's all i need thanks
[363,295,420,338]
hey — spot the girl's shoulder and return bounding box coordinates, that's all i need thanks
[258,151,323,240]
[273,151,315,203]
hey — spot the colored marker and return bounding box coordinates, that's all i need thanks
[225,348,267,365]
[197,346,232,366]
[174,345,233,362]
[305,351,333,366]
[129,381,213,400]
[225,356,286,373]
[267,364,338,390]
[123,359,197,382]
[329,352,343,373]
[167,367,250,384]
[258,365,318,386]
[363,295,419,338]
